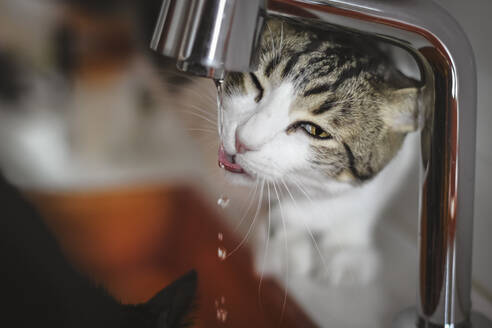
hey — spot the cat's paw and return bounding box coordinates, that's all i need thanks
[314,246,381,286]
[255,228,313,277]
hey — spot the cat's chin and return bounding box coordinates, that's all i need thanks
[223,170,256,186]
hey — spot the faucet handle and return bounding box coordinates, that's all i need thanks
[151,0,266,79]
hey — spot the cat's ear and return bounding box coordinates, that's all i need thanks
[382,88,420,133]
[145,270,197,328]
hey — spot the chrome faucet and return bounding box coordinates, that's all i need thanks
[150,1,492,327]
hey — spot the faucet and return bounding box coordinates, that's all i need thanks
[150,0,492,327]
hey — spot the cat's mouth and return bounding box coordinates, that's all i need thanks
[218,144,244,174]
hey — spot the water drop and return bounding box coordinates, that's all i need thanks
[218,232,223,241]
[217,247,227,261]
[217,196,230,209]
[216,79,225,139]
[214,297,228,323]
[216,308,228,323]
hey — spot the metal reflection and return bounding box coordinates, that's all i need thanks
[150,0,491,327]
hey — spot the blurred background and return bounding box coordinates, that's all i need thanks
[0,0,292,327]
[0,0,490,327]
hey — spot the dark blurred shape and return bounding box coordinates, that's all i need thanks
[0,176,197,328]
[27,185,318,328]
[134,0,167,45]
[53,22,77,79]
[0,51,26,104]
[125,271,197,328]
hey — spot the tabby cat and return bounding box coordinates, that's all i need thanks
[218,18,422,284]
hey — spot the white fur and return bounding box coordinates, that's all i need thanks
[261,132,418,284]
[222,82,318,184]
[221,81,419,285]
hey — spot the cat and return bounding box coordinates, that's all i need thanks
[0,175,197,328]
[217,18,422,285]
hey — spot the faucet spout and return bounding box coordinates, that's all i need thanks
[151,0,492,327]
[150,0,265,79]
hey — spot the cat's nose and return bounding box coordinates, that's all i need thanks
[235,131,250,154]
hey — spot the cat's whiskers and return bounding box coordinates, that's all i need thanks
[184,132,219,148]
[166,101,216,124]
[214,16,420,288]
[226,178,265,259]
[282,177,330,273]
[157,88,217,109]
[155,67,215,89]
[232,177,260,233]
[287,175,316,203]
[184,130,218,144]
[235,155,287,183]
[184,89,218,106]
[289,176,353,282]
[184,103,216,119]
[156,77,218,105]
[181,110,217,127]
[272,180,289,325]
[238,152,333,195]
[185,128,217,133]
[155,68,198,83]
[257,181,272,307]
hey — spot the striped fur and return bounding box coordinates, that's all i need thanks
[223,18,419,184]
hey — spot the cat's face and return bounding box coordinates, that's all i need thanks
[218,19,420,192]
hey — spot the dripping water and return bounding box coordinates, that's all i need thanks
[217,195,230,209]
[215,296,228,323]
[217,247,227,260]
[217,196,229,260]
[215,79,225,140]
[215,79,229,323]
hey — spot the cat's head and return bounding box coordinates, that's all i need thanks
[218,19,420,192]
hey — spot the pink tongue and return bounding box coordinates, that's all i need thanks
[218,145,244,173]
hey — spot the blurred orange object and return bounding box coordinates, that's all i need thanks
[27,185,317,328]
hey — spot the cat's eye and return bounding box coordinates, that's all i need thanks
[249,73,264,103]
[288,122,333,140]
